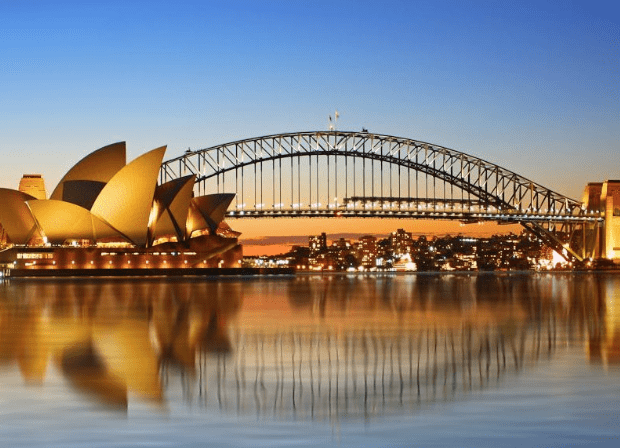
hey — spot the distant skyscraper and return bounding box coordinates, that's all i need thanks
[389,228,413,256]
[331,238,351,266]
[309,232,327,256]
[358,235,377,268]
[18,174,47,199]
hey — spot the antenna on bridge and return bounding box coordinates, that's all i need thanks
[328,110,340,131]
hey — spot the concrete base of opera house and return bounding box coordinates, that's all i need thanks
[0,235,254,276]
[5,267,294,278]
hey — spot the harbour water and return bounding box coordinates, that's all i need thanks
[1,273,619,447]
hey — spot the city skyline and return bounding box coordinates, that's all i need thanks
[236,219,522,256]
[1,0,618,253]
[244,227,559,271]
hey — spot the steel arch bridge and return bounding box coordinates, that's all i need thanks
[160,131,602,261]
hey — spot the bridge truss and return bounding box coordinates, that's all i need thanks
[160,131,602,261]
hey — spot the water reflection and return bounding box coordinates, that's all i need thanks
[0,279,241,410]
[60,340,128,409]
[0,273,618,419]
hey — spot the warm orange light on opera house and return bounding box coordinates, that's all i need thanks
[0,142,242,270]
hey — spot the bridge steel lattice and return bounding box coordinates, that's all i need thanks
[160,131,602,261]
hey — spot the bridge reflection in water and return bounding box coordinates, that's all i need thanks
[0,274,615,419]
[195,323,554,421]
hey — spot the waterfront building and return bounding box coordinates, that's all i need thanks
[0,142,241,271]
[581,181,620,260]
[393,254,416,271]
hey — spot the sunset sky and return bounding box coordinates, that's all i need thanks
[1,0,618,254]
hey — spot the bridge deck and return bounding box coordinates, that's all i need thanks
[227,207,601,224]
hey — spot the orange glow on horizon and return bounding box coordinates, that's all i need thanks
[242,244,300,256]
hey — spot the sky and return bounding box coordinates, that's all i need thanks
[1,0,618,254]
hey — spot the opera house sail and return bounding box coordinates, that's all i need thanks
[0,143,242,273]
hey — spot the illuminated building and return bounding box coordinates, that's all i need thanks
[0,142,241,271]
[309,232,327,256]
[331,237,352,268]
[308,232,328,268]
[389,228,413,256]
[601,181,620,260]
[18,174,47,200]
[357,235,377,268]
[581,180,620,261]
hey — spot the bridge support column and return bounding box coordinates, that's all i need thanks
[582,223,586,260]
[580,180,620,261]
[603,182,620,261]
[595,221,602,259]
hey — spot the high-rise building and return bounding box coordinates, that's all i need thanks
[358,235,377,268]
[331,238,351,266]
[309,232,327,256]
[389,228,413,256]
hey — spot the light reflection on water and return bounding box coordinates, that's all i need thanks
[1,273,619,447]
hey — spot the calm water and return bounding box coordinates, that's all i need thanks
[1,273,619,447]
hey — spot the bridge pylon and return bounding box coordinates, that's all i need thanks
[576,181,620,262]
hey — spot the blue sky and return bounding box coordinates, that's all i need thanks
[1,0,618,201]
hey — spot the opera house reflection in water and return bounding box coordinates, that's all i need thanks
[1,273,618,424]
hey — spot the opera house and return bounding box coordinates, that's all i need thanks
[0,142,242,273]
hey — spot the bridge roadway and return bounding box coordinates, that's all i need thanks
[227,197,600,225]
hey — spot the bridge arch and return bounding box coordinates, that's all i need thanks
[160,131,601,260]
